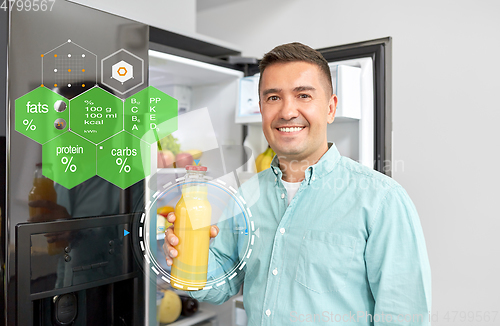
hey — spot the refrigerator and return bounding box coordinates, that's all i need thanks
[0,1,391,325]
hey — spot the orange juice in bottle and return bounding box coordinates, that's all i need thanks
[28,163,62,255]
[171,165,211,290]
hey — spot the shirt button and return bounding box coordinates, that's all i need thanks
[280,228,285,234]
[281,193,285,199]
[266,309,271,316]
[312,176,316,181]
[272,268,278,275]
[275,178,277,182]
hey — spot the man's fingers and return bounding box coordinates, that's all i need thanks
[164,222,218,266]
[163,242,173,266]
[163,241,177,257]
[165,226,178,246]
[210,225,219,238]
[167,212,176,223]
[163,234,177,266]
[163,225,178,267]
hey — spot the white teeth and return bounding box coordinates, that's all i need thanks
[279,127,303,133]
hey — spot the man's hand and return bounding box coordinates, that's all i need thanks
[163,212,219,266]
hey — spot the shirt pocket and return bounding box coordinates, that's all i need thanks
[294,230,357,293]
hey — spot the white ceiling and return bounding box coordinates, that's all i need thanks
[197,0,249,12]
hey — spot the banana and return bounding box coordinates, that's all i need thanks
[255,152,265,172]
[260,147,275,172]
[255,146,277,172]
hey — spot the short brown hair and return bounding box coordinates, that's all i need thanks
[258,42,333,98]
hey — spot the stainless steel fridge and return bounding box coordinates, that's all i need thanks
[1,2,152,325]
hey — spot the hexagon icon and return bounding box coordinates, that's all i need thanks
[112,60,133,84]
[124,86,178,144]
[42,39,97,93]
[70,86,124,144]
[15,86,69,144]
[101,49,144,95]
[42,131,96,189]
[97,131,150,189]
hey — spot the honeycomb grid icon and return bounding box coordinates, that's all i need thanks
[19,85,179,189]
[15,44,180,189]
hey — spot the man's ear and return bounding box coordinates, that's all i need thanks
[327,94,338,124]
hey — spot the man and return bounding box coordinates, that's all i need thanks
[165,42,431,325]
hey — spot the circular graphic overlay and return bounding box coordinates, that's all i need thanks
[135,175,256,291]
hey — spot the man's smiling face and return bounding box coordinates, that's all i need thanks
[259,61,337,163]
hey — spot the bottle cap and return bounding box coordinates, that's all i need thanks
[185,165,207,172]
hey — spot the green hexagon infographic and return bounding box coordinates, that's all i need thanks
[70,86,124,144]
[42,131,97,189]
[97,131,150,189]
[124,86,178,144]
[15,86,69,144]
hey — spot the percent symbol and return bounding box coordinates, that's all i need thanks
[84,100,94,105]
[23,119,36,131]
[61,156,77,172]
[116,157,131,173]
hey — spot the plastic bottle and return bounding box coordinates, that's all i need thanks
[28,163,61,255]
[171,165,211,290]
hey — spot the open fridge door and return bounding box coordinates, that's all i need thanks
[147,43,250,325]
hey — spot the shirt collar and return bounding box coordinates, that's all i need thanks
[270,142,341,185]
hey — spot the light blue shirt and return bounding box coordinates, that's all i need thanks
[189,143,431,325]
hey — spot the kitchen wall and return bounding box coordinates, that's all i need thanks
[69,0,197,35]
[197,0,500,325]
[68,0,241,52]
